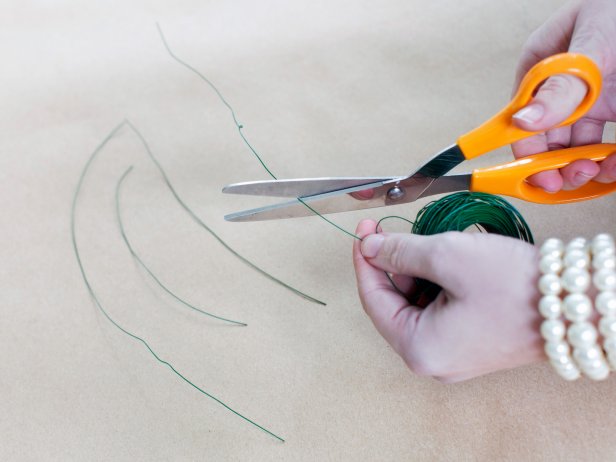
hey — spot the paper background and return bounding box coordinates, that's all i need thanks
[3,0,616,460]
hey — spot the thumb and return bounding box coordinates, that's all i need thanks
[512,74,587,132]
[360,232,463,293]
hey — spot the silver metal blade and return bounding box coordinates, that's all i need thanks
[224,179,392,221]
[224,174,471,222]
[223,143,464,200]
[224,143,469,222]
[222,176,396,198]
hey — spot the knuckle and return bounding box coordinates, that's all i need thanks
[388,238,411,270]
[540,74,572,94]
[583,117,605,128]
[547,142,567,151]
[429,233,457,263]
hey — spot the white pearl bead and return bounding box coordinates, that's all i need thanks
[604,337,616,354]
[563,293,592,322]
[595,291,616,316]
[559,367,582,381]
[542,250,564,260]
[599,316,616,338]
[593,268,616,291]
[593,250,616,271]
[595,246,615,258]
[544,341,570,359]
[586,364,610,381]
[592,239,615,256]
[551,354,571,367]
[563,249,590,270]
[561,267,591,293]
[539,274,562,295]
[567,321,597,348]
[550,358,580,381]
[593,233,614,245]
[538,295,562,319]
[567,237,588,253]
[572,340,609,380]
[588,359,607,370]
[573,345,602,365]
[539,254,563,274]
[541,238,564,257]
[541,319,566,342]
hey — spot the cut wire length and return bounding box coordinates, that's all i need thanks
[156,23,361,241]
[115,166,247,326]
[71,121,284,442]
[123,120,325,306]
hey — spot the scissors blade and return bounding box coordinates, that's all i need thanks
[222,176,396,198]
[224,174,471,222]
[223,144,465,198]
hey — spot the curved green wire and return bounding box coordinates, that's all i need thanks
[156,23,362,241]
[71,122,284,442]
[156,23,275,179]
[123,120,326,306]
[115,166,247,326]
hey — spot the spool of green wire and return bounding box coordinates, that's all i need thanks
[377,192,534,306]
[412,191,534,241]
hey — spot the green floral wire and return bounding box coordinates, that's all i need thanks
[115,166,247,326]
[71,122,284,442]
[124,120,325,306]
[156,23,363,241]
[155,23,276,180]
[411,192,534,243]
[377,192,534,304]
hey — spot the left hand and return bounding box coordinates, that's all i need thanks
[353,219,546,383]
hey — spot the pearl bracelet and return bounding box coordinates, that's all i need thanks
[592,234,616,370]
[538,238,581,380]
[563,238,609,381]
[539,234,616,381]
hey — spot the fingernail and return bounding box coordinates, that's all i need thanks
[513,104,544,124]
[361,234,384,258]
[573,171,594,186]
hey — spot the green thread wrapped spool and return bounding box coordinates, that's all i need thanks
[412,192,534,241]
[377,192,534,307]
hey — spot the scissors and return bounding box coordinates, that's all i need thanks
[223,53,616,222]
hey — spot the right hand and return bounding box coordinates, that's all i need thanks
[512,0,616,192]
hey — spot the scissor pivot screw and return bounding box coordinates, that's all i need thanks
[387,186,405,201]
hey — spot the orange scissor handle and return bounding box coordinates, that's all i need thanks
[471,144,616,204]
[457,53,602,159]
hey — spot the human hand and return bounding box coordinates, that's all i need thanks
[512,0,616,192]
[353,219,545,383]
